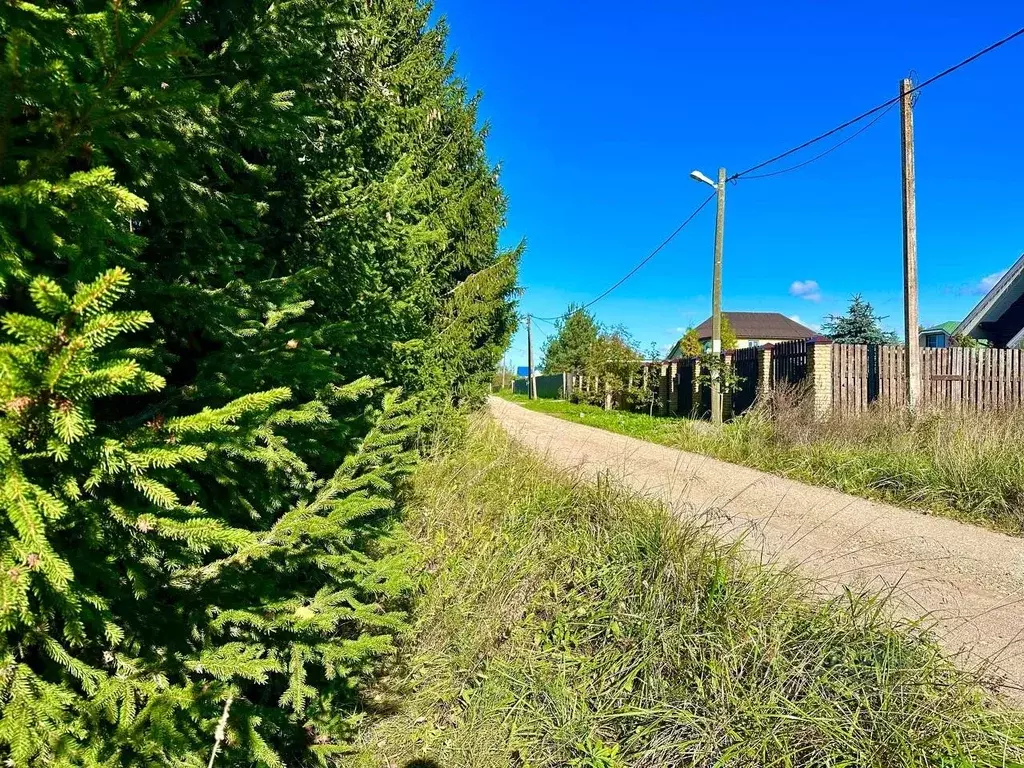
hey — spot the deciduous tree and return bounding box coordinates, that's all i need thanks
[677,327,702,357]
[721,316,739,351]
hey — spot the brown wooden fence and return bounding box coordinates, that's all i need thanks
[831,344,871,412]
[771,340,808,386]
[874,345,907,408]
[731,346,760,415]
[831,345,1024,412]
[676,358,695,417]
[558,342,1024,420]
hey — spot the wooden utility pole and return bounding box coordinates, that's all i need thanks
[900,78,921,412]
[710,167,727,425]
[501,354,507,391]
[527,315,537,400]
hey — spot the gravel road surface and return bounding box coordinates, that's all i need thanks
[490,396,1024,698]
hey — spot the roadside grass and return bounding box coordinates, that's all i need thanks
[497,391,1024,534]
[349,418,1023,768]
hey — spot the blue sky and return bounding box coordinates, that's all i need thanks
[433,1,1024,367]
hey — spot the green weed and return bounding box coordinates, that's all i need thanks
[349,419,1023,768]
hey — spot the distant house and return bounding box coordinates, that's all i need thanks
[668,312,816,357]
[919,321,960,349]
[955,253,1024,348]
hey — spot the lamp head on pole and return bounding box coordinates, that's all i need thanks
[690,169,718,189]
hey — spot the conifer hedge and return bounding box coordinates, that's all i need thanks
[0,2,518,765]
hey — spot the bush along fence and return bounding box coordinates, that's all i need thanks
[555,339,1024,419]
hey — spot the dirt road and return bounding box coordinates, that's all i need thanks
[490,397,1024,697]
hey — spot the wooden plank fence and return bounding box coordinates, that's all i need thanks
[831,344,869,413]
[731,346,760,415]
[877,344,906,409]
[830,345,1024,413]
[555,343,1024,420]
[676,358,696,417]
[771,340,807,386]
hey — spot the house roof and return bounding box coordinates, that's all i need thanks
[923,321,960,335]
[955,253,1024,342]
[692,312,816,341]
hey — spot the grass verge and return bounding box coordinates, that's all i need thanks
[349,417,1023,768]
[497,392,1024,534]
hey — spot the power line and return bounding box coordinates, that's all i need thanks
[731,25,1024,180]
[741,102,897,180]
[534,191,716,322]
[526,24,1024,328]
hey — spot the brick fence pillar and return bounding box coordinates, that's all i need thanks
[758,344,774,401]
[658,363,669,415]
[807,340,833,417]
[692,359,702,418]
[722,353,734,421]
[668,361,679,416]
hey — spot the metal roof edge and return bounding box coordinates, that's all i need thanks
[1007,325,1024,349]
[954,252,1024,338]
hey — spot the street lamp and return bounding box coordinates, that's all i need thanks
[689,170,717,189]
[691,167,727,425]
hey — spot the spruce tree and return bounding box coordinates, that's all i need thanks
[541,308,601,373]
[0,1,517,764]
[823,295,900,345]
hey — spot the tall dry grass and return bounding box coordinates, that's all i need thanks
[722,387,1024,532]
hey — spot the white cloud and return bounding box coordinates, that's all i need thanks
[789,279,822,302]
[789,314,820,332]
[967,271,1007,296]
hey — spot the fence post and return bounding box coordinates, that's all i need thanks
[722,352,734,420]
[663,364,671,415]
[758,344,774,400]
[807,338,833,417]
[692,358,702,418]
[668,361,679,415]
